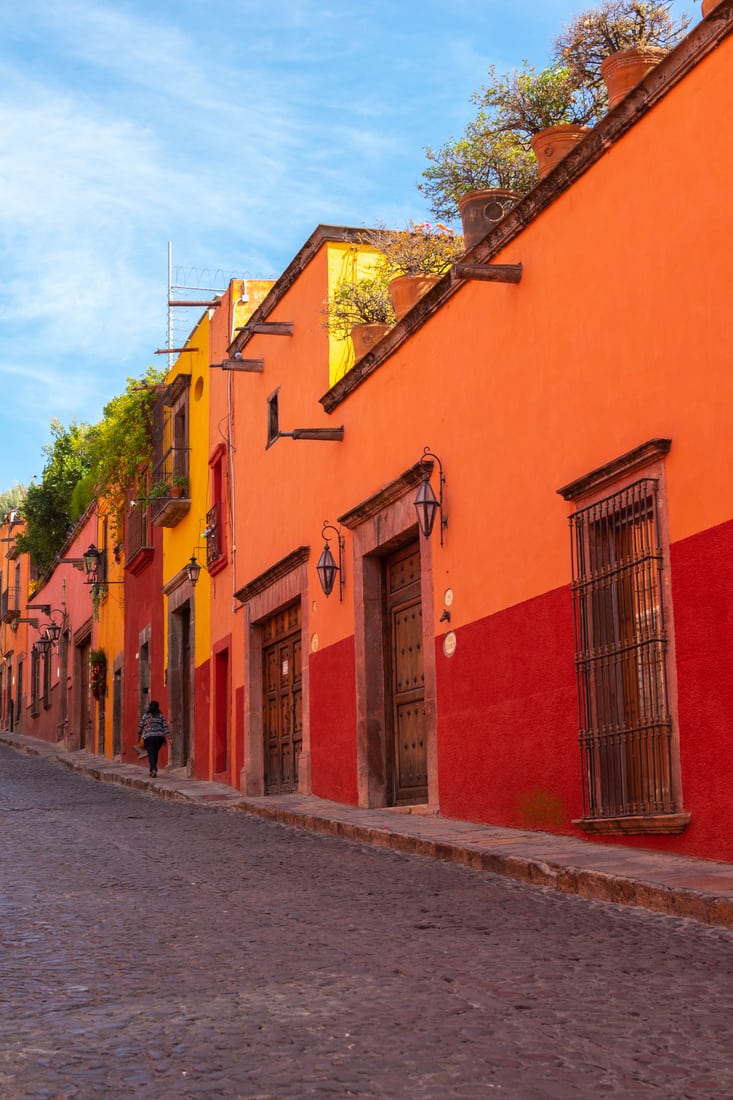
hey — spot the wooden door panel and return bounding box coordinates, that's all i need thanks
[384,542,427,805]
[392,601,424,697]
[396,699,428,793]
[262,603,301,795]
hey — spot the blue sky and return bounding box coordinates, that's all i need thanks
[0,0,700,490]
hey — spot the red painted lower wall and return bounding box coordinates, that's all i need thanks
[235,684,244,787]
[433,519,733,863]
[194,659,210,779]
[309,637,358,804]
[670,518,733,863]
[436,586,580,835]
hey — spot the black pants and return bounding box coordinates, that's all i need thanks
[145,735,166,773]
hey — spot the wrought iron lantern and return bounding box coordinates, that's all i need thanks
[316,522,344,601]
[414,447,447,545]
[82,543,102,584]
[186,555,202,587]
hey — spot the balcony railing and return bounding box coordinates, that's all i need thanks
[150,446,191,528]
[1,585,20,623]
[127,499,151,561]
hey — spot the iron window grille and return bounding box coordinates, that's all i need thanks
[570,478,678,820]
[1,583,20,621]
[205,503,222,566]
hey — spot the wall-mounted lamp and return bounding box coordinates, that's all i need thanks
[316,522,345,601]
[185,543,208,587]
[82,545,123,586]
[186,556,202,586]
[414,447,447,545]
[83,544,102,584]
[34,633,53,658]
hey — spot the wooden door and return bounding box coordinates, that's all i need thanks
[112,667,122,756]
[262,603,302,794]
[77,639,90,749]
[384,542,427,805]
[213,647,229,775]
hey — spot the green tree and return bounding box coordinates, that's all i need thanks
[476,61,607,137]
[0,484,26,519]
[15,420,93,574]
[85,365,165,537]
[553,1,689,94]
[419,61,606,224]
[420,123,538,223]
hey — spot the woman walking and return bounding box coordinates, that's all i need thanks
[137,700,172,777]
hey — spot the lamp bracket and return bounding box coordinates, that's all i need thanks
[279,427,345,441]
[56,557,85,571]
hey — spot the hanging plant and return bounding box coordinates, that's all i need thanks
[90,647,107,700]
[90,582,107,623]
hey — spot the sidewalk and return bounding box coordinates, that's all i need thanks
[3,729,733,930]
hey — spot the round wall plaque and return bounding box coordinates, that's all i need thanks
[443,631,457,657]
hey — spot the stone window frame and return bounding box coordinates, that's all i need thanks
[558,439,689,836]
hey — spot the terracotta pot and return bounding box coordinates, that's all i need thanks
[458,188,521,251]
[529,125,589,180]
[702,0,722,14]
[350,322,391,360]
[388,275,440,322]
[600,46,666,109]
[169,485,184,498]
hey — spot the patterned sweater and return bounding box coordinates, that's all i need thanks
[138,712,171,740]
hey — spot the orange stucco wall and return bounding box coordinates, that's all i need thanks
[328,33,733,631]
[224,24,733,859]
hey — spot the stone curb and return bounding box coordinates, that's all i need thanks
[233,799,733,930]
[3,731,733,930]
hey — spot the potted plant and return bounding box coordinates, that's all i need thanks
[478,62,605,179]
[553,1,690,109]
[364,221,464,321]
[169,473,188,499]
[420,125,538,249]
[323,273,396,360]
[148,479,171,500]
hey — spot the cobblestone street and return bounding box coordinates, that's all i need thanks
[2,746,733,1099]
